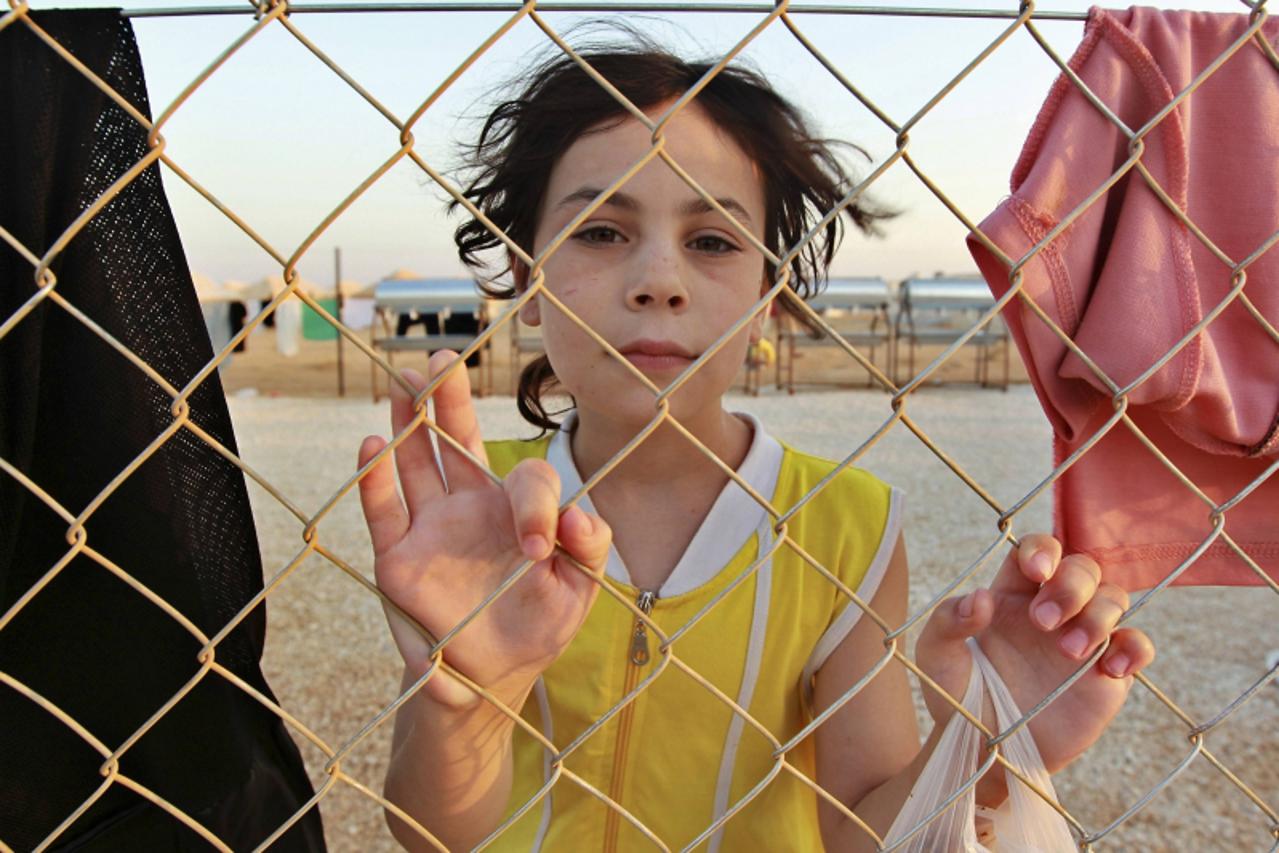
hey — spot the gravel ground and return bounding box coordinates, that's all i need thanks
[229,386,1278,852]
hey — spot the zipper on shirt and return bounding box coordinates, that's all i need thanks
[603,588,657,853]
[628,589,656,665]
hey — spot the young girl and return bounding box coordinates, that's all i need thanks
[356,44,1155,852]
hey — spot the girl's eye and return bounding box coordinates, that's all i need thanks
[575,226,624,245]
[688,234,739,255]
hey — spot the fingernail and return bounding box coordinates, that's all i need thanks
[522,534,548,560]
[1105,653,1131,677]
[1034,600,1062,630]
[1030,551,1054,580]
[1060,628,1088,658]
[957,592,975,618]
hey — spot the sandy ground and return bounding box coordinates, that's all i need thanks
[219,329,1277,852]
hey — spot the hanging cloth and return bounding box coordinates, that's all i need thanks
[0,9,324,849]
[968,6,1279,590]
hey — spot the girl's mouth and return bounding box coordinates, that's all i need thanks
[618,339,697,371]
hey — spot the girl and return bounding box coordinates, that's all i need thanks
[356,43,1155,852]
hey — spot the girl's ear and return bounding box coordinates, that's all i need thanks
[510,255,541,326]
[519,295,542,327]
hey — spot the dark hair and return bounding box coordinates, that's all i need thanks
[451,37,893,431]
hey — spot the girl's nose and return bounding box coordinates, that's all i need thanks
[626,243,689,311]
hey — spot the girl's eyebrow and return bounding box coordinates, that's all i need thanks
[555,186,754,227]
[678,196,754,228]
[555,186,639,213]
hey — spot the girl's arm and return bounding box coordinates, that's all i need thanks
[381,666,527,851]
[814,534,1155,851]
[357,352,611,850]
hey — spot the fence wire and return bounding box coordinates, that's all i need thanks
[1,0,1276,850]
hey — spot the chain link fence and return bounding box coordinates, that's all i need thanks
[2,0,1277,850]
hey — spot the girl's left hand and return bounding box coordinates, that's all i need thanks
[914,533,1155,795]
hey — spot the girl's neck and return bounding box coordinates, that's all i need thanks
[568,404,753,488]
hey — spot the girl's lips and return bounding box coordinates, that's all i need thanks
[617,340,698,372]
[622,352,695,371]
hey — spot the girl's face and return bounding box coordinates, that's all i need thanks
[521,102,768,431]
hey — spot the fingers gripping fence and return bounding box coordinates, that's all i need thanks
[1,0,1276,850]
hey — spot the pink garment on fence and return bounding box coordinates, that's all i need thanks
[967,6,1279,590]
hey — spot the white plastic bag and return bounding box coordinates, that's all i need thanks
[883,638,1077,852]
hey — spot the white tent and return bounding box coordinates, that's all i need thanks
[216,279,272,345]
[192,270,235,303]
[256,273,329,300]
[192,271,237,362]
[382,267,421,282]
[338,278,373,299]
[228,276,273,303]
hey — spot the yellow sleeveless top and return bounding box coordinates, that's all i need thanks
[485,419,901,852]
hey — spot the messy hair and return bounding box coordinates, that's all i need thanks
[451,37,893,431]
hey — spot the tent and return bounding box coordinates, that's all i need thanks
[192,270,235,303]
[192,271,237,363]
[382,267,421,282]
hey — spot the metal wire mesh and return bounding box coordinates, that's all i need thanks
[2,0,1276,850]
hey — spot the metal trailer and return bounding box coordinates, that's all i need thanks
[773,277,894,394]
[369,278,493,401]
[895,277,1009,389]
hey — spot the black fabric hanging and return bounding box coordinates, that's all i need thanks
[0,9,324,851]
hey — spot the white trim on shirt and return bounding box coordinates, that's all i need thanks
[546,411,784,597]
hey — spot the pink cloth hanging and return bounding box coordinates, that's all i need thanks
[967,6,1279,590]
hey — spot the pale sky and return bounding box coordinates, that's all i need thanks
[34,0,1255,286]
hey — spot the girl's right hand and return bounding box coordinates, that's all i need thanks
[357,351,611,710]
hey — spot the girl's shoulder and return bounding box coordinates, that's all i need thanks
[774,442,902,558]
[775,442,896,509]
[773,445,904,621]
